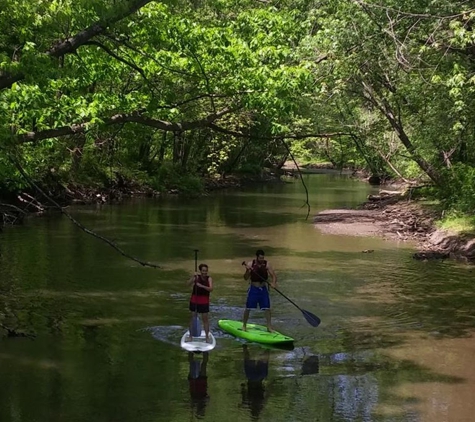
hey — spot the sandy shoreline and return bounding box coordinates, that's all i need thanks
[314,195,475,263]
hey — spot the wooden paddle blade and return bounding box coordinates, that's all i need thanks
[302,309,321,327]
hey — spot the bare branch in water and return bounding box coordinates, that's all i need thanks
[9,155,162,269]
[280,139,311,219]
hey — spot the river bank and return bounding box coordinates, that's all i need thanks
[314,190,475,263]
[0,172,282,227]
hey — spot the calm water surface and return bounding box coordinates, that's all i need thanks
[1,174,475,422]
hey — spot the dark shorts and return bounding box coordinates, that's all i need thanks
[246,285,270,310]
[189,302,209,313]
[244,359,269,381]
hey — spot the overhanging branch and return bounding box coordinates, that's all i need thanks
[19,107,235,143]
[9,154,162,269]
[209,123,349,140]
[0,0,155,91]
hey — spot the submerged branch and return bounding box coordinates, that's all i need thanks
[9,155,162,269]
[281,139,311,220]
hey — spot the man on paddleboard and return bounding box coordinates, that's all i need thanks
[242,250,277,332]
[187,263,213,343]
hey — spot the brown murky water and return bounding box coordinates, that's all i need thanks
[1,174,474,422]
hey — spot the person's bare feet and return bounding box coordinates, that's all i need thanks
[186,336,193,342]
[206,336,212,343]
[242,325,247,331]
[267,327,274,333]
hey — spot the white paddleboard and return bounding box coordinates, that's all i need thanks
[180,330,216,352]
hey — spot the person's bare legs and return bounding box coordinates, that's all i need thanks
[265,309,274,332]
[242,309,250,331]
[202,313,210,342]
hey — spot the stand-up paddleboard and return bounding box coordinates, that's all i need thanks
[218,319,294,346]
[180,330,216,352]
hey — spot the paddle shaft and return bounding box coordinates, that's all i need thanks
[192,249,199,295]
[191,249,201,335]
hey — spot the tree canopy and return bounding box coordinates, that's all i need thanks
[1,0,475,211]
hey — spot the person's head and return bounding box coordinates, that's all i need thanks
[255,249,265,262]
[198,264,208,275]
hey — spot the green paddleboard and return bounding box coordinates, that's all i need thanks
[218,319,294,345]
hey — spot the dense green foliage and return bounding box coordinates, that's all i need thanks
[1,0,475,212]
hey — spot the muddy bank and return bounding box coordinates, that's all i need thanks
[0,173,282,227]
[314,193,475,263]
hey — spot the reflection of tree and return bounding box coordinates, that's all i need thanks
[188,352,209,419]
[0,280,35,338]
[241,345,270,420]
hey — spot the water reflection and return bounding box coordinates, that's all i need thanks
[241,345,270,420]
[188,351,209,419]
[3,175,475,422]
[301,354,320,376]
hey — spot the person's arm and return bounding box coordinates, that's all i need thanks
[196,277,213,292]
[187,274,198,286]
[243,260,252,280]
[267,263,277,288]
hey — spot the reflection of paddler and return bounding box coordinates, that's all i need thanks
[301,354,320,376]
[188,352,209,418]
[241,345,270,419]
[244,344,269,381]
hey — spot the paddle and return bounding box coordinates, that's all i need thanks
[242,261,321,327]
[191,249,202,336]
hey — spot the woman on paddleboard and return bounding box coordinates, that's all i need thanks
[187,263,213,343]
[242,250,277,332]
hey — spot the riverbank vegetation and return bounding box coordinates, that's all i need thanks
[1,0,475,226]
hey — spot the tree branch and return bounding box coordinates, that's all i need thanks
[206,124,314,218]
[188,48,216,112]
[0,72,24,90]
[281,139,311,219]
[19,107,235,143]
[8,154,162,269]
[83,40,149,82]
[49,0,154,58]
[209,123,349,140]
[0,0,155,90]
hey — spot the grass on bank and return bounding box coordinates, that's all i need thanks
[423,201,475,234]
[437,214,475,234]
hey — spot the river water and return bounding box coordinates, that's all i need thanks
[1,174,474,422]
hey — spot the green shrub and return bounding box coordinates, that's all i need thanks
[151,162,203,195]
[235,163,263,175]
[439,164,475,213]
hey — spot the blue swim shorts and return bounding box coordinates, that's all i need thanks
[246,285,270,310]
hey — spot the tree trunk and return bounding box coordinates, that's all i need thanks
[362,81,443,185]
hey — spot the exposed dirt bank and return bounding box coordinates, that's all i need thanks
[314,193,475,263]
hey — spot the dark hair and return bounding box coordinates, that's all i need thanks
[255,249,265,257]
[198,263,208,271]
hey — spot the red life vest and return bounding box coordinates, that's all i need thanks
[250,259,268,282]
[190,275,210,304]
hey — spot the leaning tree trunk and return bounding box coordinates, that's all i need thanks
[362,81,443,186]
